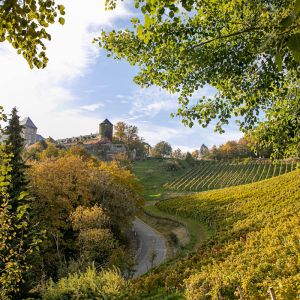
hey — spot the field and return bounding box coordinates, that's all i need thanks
[133,170,300,299]
[164,160,297,192]
[133,159,192,200]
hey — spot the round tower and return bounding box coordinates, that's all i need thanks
[99,119,113,142]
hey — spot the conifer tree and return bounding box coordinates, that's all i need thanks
[0,108,41,298]
[4,107,27,206]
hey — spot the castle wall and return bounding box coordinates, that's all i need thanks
[22,127,37,147]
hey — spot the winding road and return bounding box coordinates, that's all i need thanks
[132,218,167,278]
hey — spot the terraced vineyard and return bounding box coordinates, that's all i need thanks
[133,170,300,299]
[164,160,297,192]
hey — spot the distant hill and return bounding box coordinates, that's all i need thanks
[164,160,298,192]
[133,170,300,299]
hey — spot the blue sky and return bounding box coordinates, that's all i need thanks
[0,0,243,152]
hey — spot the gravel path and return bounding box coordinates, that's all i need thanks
[132,218,167,278]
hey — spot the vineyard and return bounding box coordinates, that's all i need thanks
[164,160,297,192]
[133,170,300,299]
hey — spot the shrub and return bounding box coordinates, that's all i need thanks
[42,265,130,300]
[163,160,181,172]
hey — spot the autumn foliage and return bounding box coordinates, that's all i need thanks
[27,153,143,280]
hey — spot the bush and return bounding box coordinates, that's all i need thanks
[163,160,181,172]
[185,152,195,166]
[42,265,130,300]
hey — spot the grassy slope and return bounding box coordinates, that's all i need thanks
[133,159,192,200]
[164,160,297,192]
[144,205,211,251]
[133,170,300,300]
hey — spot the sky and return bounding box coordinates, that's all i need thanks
[0,0,243,152]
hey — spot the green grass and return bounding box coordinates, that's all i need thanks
[144,205,211,251]
[133,170,300,299]
[133,159,192,200]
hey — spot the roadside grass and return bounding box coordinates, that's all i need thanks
[133,159,192,200]
[140,211,182,258]
[144,204,212,251]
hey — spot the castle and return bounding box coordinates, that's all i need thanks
[56,119,129,160]
[21,117,44,147]
[18,117,135,160]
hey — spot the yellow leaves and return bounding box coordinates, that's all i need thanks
[154,170,300,299]
[27,154,143,274]
[58,17,65,25]
[70,205,109,231]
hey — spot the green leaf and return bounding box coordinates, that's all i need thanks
[58,17,65,25]
[275,52,283,71]
[137,25,144,39]
[290,50,300,63]
[145,14,152,27]
[295,0,300,14]
[287,33,300,51]
[280,14,295,27]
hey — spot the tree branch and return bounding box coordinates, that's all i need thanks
[192,27,262,49]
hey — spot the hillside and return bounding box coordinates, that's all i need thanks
[133,170,300,300]
[164,160,297,192]
[133,159,192,200]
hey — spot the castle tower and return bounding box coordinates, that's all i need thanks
[99,119,113,142]
[20,117,37,147]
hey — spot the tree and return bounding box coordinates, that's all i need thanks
[114,121,147,158]
[99,0,300,158]
[200,144,209,159]
[151,141,172,158]
[172,148,183,159]
[70,205,117,266]
[185,152,195,165]
[28,155,143,278]
[219,141,239,160]
[209,145,220,161]
[4,107,28,206]
[191,150,199,160]
[0,116,41,299]
[114,121,127,142]
[28,155,93,277]
[0,0,65,68]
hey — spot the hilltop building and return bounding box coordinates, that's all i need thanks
[0,117,44,147]
[56,119,128,160]
[20,117,45,147]
[99,119,113,142]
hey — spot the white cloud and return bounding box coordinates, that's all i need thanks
[0,0,131,139]
[80,103,104,112]
[127,85,217,119]
[128,87,179,118]
[172,145,197,153]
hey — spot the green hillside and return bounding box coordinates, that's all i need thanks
[133,159,192,200]
[164,160,297,192]
[133,170,300,300]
